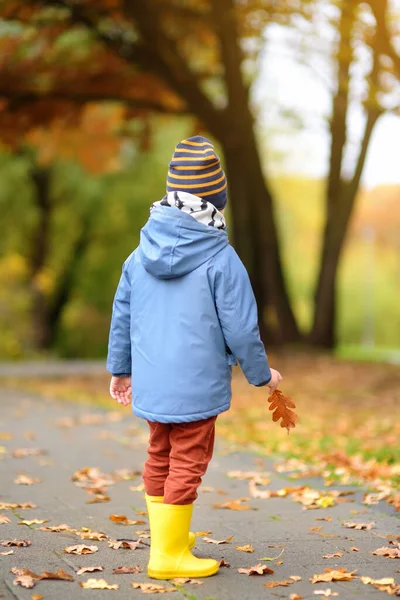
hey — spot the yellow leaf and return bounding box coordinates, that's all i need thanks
[79,578,118,590]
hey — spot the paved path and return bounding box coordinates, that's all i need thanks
[0,388,399,600]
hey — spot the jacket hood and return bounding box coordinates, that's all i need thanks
[139,206,229,279]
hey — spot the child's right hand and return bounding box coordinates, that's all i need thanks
[267,368,282,394]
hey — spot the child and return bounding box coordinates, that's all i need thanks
[107,136,282,580]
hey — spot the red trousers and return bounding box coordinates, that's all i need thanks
[142,416,217,505]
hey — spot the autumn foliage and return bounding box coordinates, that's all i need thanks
[267,390,298,434]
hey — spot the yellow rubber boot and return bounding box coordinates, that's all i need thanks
[145,494,196,550]
[147,502,219,579]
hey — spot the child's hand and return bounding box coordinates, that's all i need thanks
[109,376,132,406]
[267,368,282,394]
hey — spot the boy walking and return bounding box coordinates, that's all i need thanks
[107,136,282,580]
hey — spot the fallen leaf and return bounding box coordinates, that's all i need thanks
[310,568,357,583]
[264,580,294,588]
[79,578,119,590]
[13,575,36,588]
[236,544,254,553]
[290,595,304,600]
[372,545,400,559]
[323,552,343,559]
[310,526,323,532]
[112,565,142,574]
[172,578,203,585]
[259,549,285,561]
[86,494,111,504]
[0,550,13,555]
[349,546,359,551]
[32,595,44,600]
[361,575,400,594]
[267,389,298,433]
[129,484,145,492]
[131,582,176,593]
[342,521,375,530]
[108,539,142,550]
[19,519,48,526]
[0,502,36,510]
[0,514,11,524]
[238,563,274,576]
[195,530,212,536]
[40,569,74,581]
[64,544,98,555]
[76,566,104,575]
[1,539,31,547]
[38,524,75,532]
[213,499,251,511]
[14,474,41,485]
[290,575,302,581]
[314,590,338,597]
[202,537,232,545]
[316,517,332,522]
[76,530,107,541]
[109,514,144,525]
[218,559,231,567]
[275,560,284,565]
[12,448,46,458]
[0,432,12,440]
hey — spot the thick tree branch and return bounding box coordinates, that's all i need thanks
[368,0,400,77]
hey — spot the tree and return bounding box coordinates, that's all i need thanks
[0,0,398,347]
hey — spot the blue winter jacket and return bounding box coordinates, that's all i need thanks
[106,205,271,423]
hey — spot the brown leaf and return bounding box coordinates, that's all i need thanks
[112,565,142,574]
[79,578,119,590]
[64,544,98,555]
[131,582,177,593]
[14,474,41,485]
[0,502,36,510]
[172,578,203,585]
[86,494,111,504]
[289,595,304,600]
[361,576,400,595]
[19,519,48,526]
[109,514,144,525]
[13,575,36,588]
[310,526,323,532]
[108,539,142,550]
[12,448,46,458]
[38,524,75,533]
[349,546,359,551]
[32,595,44,600]
[264,580,294,588]
[372,545,400,559]
[76,566,104,575]
[1,539,31,547]
[76,530,107,541]
[267,390,298,433]
[0,514,11,524]
[314,591,338,598]
[236,544,254,553]
[290,575,302,581]
[218,559,231,567]
[323,552,343,559]
[316,517,332,522]
[310,568,358,583]
[213,499,251,511]
[40,569,74,581]
[202,537,232,545]
[0,550,13,555]
[342,521,375,530]
[195,530,212,536]
[238,563,274,576]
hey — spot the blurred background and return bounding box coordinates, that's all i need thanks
[0,0,399,362]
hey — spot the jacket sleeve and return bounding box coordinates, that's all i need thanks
[106,260,132,376]
[213,248,271,386]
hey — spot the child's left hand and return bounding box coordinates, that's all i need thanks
[109,376,132,406]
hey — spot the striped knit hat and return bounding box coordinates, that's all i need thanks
[166,136,228,210]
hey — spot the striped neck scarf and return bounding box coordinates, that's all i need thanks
[151,191,227,231]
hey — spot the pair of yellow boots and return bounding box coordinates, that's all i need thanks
[146,495,219,579]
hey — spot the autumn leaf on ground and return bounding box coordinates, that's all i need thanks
[342,521,375,530]
[314,590,338,598]
[0,514,11,524]
[76,566,104,575]
[0,550,13,555]
[37,523,75,532]
[12,448,46,458]
[109,514,144,525]
[316,517,332,522]
[195,530,212,536]
[18,519,48,526]
[236,544,254,553]
[13,575,36,588]
[213,499,251,511]
[361,576,400,595]
[310,568,358,583]
[238,563,274,576]
[218,559,231,567]
[108,539,142,550]
[64,544,98,555]
[267,389,298,433]
[14,474,41,485]
[290,576,302,581]
[259,548,285,561]
[349,546,359,551]
[264,580,294,588]
[323,552,343,559]
[203,537,232,545]
[76,530,107,541]
[0,502,36,510]
[39,569,74,581]
[290,595,304,600]
[79,578,118,590]
[372,545,400,559]
[1,539,31,547]
[131,582,176,593]
[172,578,203,585]
[86,494,110,504]
[32,595,44,600]
[112,565,142,574]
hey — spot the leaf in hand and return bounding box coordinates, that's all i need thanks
[267,390,298,433]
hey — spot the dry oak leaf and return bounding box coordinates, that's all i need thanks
[238,563,274,576]
[64,544,98,555]
[37,523,75,532]
[323,552,343,559]
[14,474,41,485]
[236,544,254,553]
[79,578,119,590]
[40,569,74,581]
[0,550,13,555]
[0,502,36,510]
[1,539,31,547]
[314,591,338,598]
[131,582,176,593]
[172,578,203,585]
[0,514,11,524]
[108,539,142,550]
[203,537,232,545]
[19,519,48,526]
[76,566,104,575]
[267,389,298,433]
[342,521,375,530]
[310,568,358,583]
[372,545,400,559]
[112,565,142,574]
[76,530,108,541]
[361,576,400,595]
[264,580,294,588]
[109,514,144,525]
